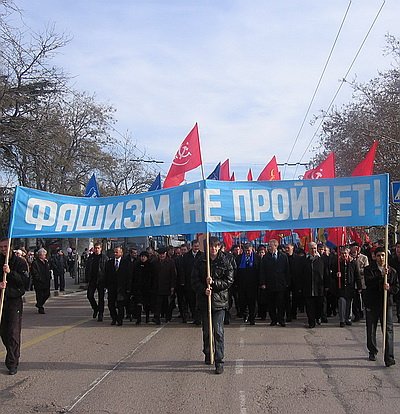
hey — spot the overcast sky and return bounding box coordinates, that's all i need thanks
[11,0,400,181]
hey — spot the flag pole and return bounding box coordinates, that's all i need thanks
[205,232,214,365]
[0,238,12,323]
[382,224,389,361]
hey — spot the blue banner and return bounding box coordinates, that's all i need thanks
[9,174,389,239]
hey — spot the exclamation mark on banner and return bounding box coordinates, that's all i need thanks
[374,179,381,215]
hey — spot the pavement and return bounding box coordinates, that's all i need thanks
[23,270,86,305]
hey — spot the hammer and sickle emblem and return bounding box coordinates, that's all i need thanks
[172,141,192,166]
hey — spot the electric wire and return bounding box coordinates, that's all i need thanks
[292,0,386,179]
[283,0,352,178]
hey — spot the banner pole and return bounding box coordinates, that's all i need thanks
[382,224,389,362]
[205,232,214,365]
[0,238,12,323]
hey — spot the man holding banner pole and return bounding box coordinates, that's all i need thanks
[191,236,233,374]
[364,246,398,366]
[0,237,29,375]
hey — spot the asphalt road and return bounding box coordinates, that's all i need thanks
[1,285,400,414]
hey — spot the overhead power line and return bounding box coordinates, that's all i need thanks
[283,0,353,178]
[292,0,386,179]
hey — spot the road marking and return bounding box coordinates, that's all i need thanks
[235,358,244,375]
[64,326,163,412]
[0,318,89,358]
[239,390,247,413]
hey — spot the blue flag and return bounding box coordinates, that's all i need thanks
[148,173,162,191]
[207,163,221,180]
[84,174,101,198]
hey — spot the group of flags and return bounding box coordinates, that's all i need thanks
[86,123,379,250]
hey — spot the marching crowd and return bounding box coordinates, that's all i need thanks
[1,236,400,375]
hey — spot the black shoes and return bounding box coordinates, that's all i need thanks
[111,320,116,325]
[215,363,224,374]
[270,321,277,326]
[93,310,98,319]
[368,353,377,361]
[8,368,17,375]
[345,321,352,326]
[205,356,211,365]
[340,322,345,327]
[117,320,123,326]
[278,321,286,327]
[385,359,396,367]
[249,320,256,325]
[97,313,103,322]
[38,307,45,314]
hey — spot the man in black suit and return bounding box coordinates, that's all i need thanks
[105,247,132,326]
[260,239,290,326]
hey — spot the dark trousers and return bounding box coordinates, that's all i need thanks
[257,288,268,319]
[53,271,65,291]
[176,285,186,320]
[0,297,23,370]
[35,287,50,309]
[267,290,286,323]
[366,305,394,363]
[107,289,124,323]
[87,281,105,315]
[183,288,200,323]
[238,285,258,322]
[338,296,352,323]
[352,291,364,320]
[201,309,225,364]
[152,294,170,322]
[291,290,303,318]
[305,296,323,326]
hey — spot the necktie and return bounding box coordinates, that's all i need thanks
[115,259,119,270]
[273,253,277,261]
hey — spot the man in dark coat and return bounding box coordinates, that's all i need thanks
[151,247,176,324]
[85,242,108,321]
[30,248,52,314]
[389,241,400,323]
[131,251,154,324]
[105,247,132,326]
[0,237,29,375]
[364,247,399,366]
[260,239,290,326]
[333,247,361,327]
[302,242,330,328]
[191,237,234,374]
[180,240,203,324]
[50,248,67,291]
[235,243,260,325]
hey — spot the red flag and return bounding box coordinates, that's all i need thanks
[246,231,261,242]
[257,156,281,181]
[230,172,235,181]
[163,123,202,188]
[247,168,253,181]
[219,159,230,181]
[303,152,335,179]
[223,232,233,251]
[349,228,363,245]
[326,227,346,247]
[264,230,291,243]
[351,141,378,176]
